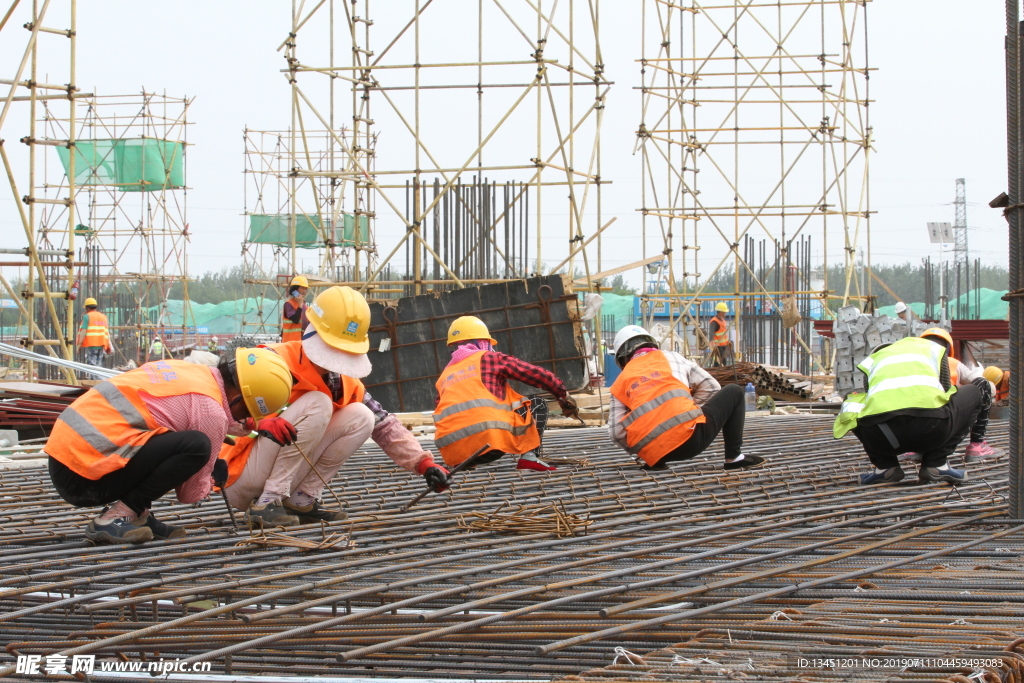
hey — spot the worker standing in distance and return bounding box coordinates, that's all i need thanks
[433,316,578,472]
[708,302,734,366]
[609,325,763,472]
[834,334,987,485]
[44,348,292,543]
[208,336,220,355]
[918,328,997,461]
[221,286,451,526]
[77,297,112,367]
[148,337,166,362]
[281,275,310,343]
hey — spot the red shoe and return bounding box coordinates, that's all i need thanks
[516,453,557,471]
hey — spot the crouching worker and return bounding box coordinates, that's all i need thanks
[609,325,763,471]
[45,349,293,543]
[834,334,985,485]
[433,316,578,472]
[220,286,451,527]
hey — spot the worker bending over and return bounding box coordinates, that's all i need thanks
[221,286,450,527]
[45,349,292,543]
[918,328,996,462]
[77,297,113,367]
[281,275,309,343]
[708,302,734,366]
[987,366,1010,405]
[433,316,578,472]
[609,326,763,471]
[834,334,987,485]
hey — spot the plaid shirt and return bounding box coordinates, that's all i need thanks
[476,351,569,402]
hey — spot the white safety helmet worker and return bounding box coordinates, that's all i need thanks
[894,301,907,314]
[613,325,659,369]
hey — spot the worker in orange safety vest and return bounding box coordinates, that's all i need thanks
[77,297,113,367]
[708,302,734,366]
[281,275,310,343]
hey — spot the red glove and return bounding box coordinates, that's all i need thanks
[416,458,451,493]
[256,416,297,446]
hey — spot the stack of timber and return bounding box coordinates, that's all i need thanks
[707,362,829,401]
[0,382,83,431]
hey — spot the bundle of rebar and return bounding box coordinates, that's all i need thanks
[707,361,821,400]
[458,502,592,538]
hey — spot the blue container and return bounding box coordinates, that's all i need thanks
[604,353,621,387]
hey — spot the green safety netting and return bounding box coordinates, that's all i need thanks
[56,139,185,192]
[876,288,1009,320]
[247,213,368,249]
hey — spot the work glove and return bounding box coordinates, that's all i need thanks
[212,458,229,489]
[256,416,298,446]
[416,458,451,492]
[558,397,580,419]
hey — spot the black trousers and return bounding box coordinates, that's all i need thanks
[653,383,746,465]
[49,430,211,515]
[852,384,984,470]
[476,398,549,465]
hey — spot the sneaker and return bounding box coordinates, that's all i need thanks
[135,511,186,540]
[898,452,923,464]
[919,466,968,484]
[244,501,300,528]
[85,516,154,544]
[283,500,347,524]
[724,453,766,470]
[859,466,905,485]
[964,441,997,463]
[516,456,557,471]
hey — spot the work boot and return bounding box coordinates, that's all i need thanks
[135,510,186,540]
[858,466,905,485]
[283,500,347,524]
[919,465,968,485]
[724,453,766,470]
[516,451,557,472]
[964,441,998,463]
[85,514,154,545]
[244,501,300,528]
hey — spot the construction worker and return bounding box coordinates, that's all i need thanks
[708,302,734,366]
[609,325,764,471]
[834,334,987,485]
[281,275,310,343]
[77,297,112,367]
[918,328,997,461]
[220,285,450,526]
[44,348,292,543]
[149,337,166,361]
[208,336,220,354]
[894,301,909,321]
[986,366,1010,405]
[433,316,578,472]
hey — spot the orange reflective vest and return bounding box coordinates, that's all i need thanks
[218,341,365,488]
[46,361,224,480]
[81,310,111,349]
[281,301,306,343]
[997,372,1011,403]
[949,357,961,387]
[432,350,540,466]
[711,316,730,347]
[609,350,706,466]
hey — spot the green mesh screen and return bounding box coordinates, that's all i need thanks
[56,139,185,192]
[247,214,368,248]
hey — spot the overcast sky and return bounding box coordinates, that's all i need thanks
[0,1,1010,287]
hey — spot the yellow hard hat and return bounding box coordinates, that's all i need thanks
[715,302,729,313]
[447,316,498,346]
[983,366,1004,385]
[84,297,98,307]
[305,285,371,354]
[234,347,293,420]
[920,327,953,349]
[290,275,309,288]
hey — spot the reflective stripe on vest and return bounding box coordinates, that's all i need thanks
[712,317,729,346]
[45,361,224,480]
[833,337,954,439]
[82,311,110,348]
[609,349,706,466]
[432,350,539,466]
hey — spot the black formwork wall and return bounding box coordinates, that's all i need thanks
[363,275,588,413]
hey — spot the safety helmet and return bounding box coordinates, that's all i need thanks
[894,301,907,313]
[84,297,98,307]
[211,336,219,342]
[920,327,953,349]
[233,347,293,420]
[305,285,371,354]
[290,275,309,289]
[613,325,658,369]
[447,316,498,346]
[983,366,1005,385]
[715,302,729,313]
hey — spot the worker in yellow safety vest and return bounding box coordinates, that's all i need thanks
[77,297,112,367]
[708,302,734,366]
[282,275,310,343]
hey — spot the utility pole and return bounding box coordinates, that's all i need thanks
[953,178,969,317]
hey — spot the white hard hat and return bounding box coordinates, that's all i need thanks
[894,301,907,313]
[613,325,658,369]
[212,336,219,342]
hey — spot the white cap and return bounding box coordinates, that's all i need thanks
[301,325,373,378]
[894,301,907,313]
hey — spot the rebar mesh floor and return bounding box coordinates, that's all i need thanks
[1,416,1022,682]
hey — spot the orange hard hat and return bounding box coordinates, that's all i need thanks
[920,327,953,349]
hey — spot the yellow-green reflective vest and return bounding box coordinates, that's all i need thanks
[833,336,956,438]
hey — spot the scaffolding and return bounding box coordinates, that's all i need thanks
[242,0,609,336]
[636,0,873,372]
